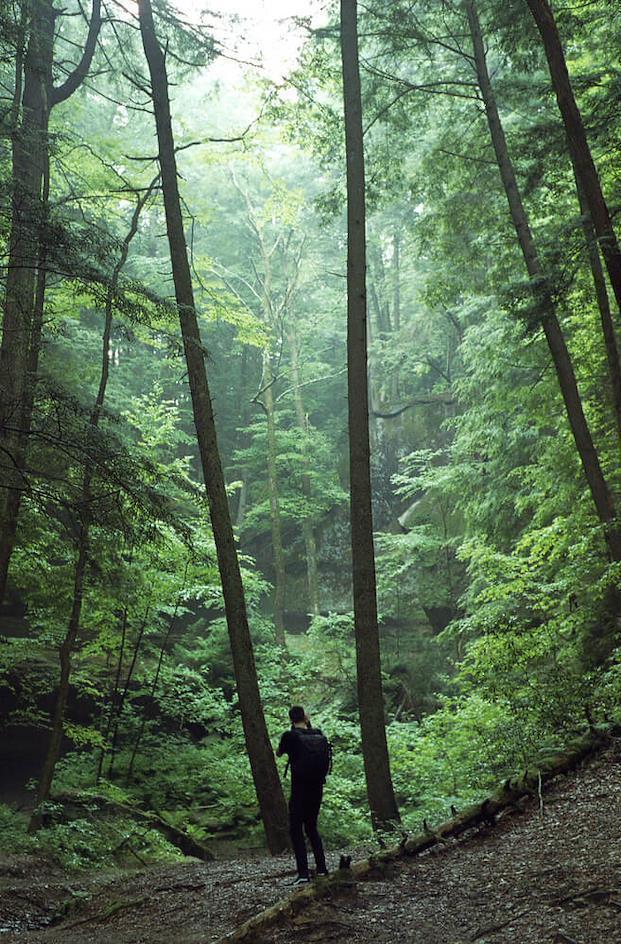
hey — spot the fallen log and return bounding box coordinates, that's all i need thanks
[351,726,609,879]
[52,791,215,862]
[213,870,357,944]
[215,725,613,944]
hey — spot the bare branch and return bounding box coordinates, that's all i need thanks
[51,0,103,106]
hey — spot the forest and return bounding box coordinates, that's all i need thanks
[1,0,621,898]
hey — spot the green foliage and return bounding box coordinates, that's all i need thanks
[0,802,180,871]
[3,0,621,876]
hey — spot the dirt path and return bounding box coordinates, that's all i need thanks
[268,739,621,944]
[1,739,620,944]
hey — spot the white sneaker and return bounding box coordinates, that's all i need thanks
[288,875,311,887]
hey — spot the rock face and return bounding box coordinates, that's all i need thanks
[1,725,52,807]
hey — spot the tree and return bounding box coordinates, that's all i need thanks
[340,0,400,827]
[465,0,621,570]
[524,0,621,447]
[29,186,155,829]
[525,0,621,314]
[137,0,289,853]
[0,0,102,604]
[286,319,321,616]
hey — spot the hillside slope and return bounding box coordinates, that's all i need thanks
[1,738,620,944]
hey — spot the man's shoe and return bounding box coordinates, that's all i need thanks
[315,870,329,877]
[288,875,311,887]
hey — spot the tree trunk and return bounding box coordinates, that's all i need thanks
[392,231,401,333]
[262,349,287,646]
[525,0,621,315]
[138,0,289,854]
[0,149,50,605]
[466,0,621,564]
[30,190,150,829]
[97,602,130,784]
[286,323,320,616]
[0,0,54,604]
[573,173,621,450]
[340,0,400,828]
[126,565,188,783]
[234,346,251,530]
[0,0,101,605]
[108,604,151,779]
[29,524,89,832]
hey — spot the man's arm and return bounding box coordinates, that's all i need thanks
[276,731,289,757]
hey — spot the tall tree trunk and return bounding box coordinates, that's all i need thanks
[466,0,621,565]
[0,0,101,605]
[340,0,400,828]
[391,231,402,410]
[137,0,288,854]
[262,349,287,646]
[0,0,53,604]
[234,347,251,530]
[573,174,621,450]
[525,0,621,315]
[392,231,401,334]
[286,324,320,617]
[97,602,130,784]
[107,604,151,779]
[0,147,50,605]
[126,564,188,784]
[29,190,148,829]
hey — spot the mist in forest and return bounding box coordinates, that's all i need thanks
[1,0,621,875]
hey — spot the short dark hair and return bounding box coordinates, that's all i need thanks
[289,705,305,724]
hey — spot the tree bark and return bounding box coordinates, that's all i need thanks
[97,602,130,784]
[340,0,400,828]
[0,0,102,605]
[573,174,621,450]
[126,564,188,784]
[137,0,289,854]
[262,349,287,646]
[29,188,148,830]
[0,0,54,603]
[466,0,621,564]
[286,323,320,616]
[525,0,621,315]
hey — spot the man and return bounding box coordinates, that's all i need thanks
[276,705,330,885]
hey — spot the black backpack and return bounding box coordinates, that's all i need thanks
[286,727,333,782]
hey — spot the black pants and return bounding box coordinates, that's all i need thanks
[289,780,326,877]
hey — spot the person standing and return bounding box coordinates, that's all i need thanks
[276,705,331,885]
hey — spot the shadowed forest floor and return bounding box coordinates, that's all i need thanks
[1,739,620,944]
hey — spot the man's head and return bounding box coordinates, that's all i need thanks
[289,705,306,726]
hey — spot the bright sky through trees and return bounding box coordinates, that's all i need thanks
[178,0,318,79]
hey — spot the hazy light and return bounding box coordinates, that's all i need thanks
[176,0,320,81]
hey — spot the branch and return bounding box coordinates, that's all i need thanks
[276,367,347,403]
[372,393,454,418]
[51,0,103,106]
